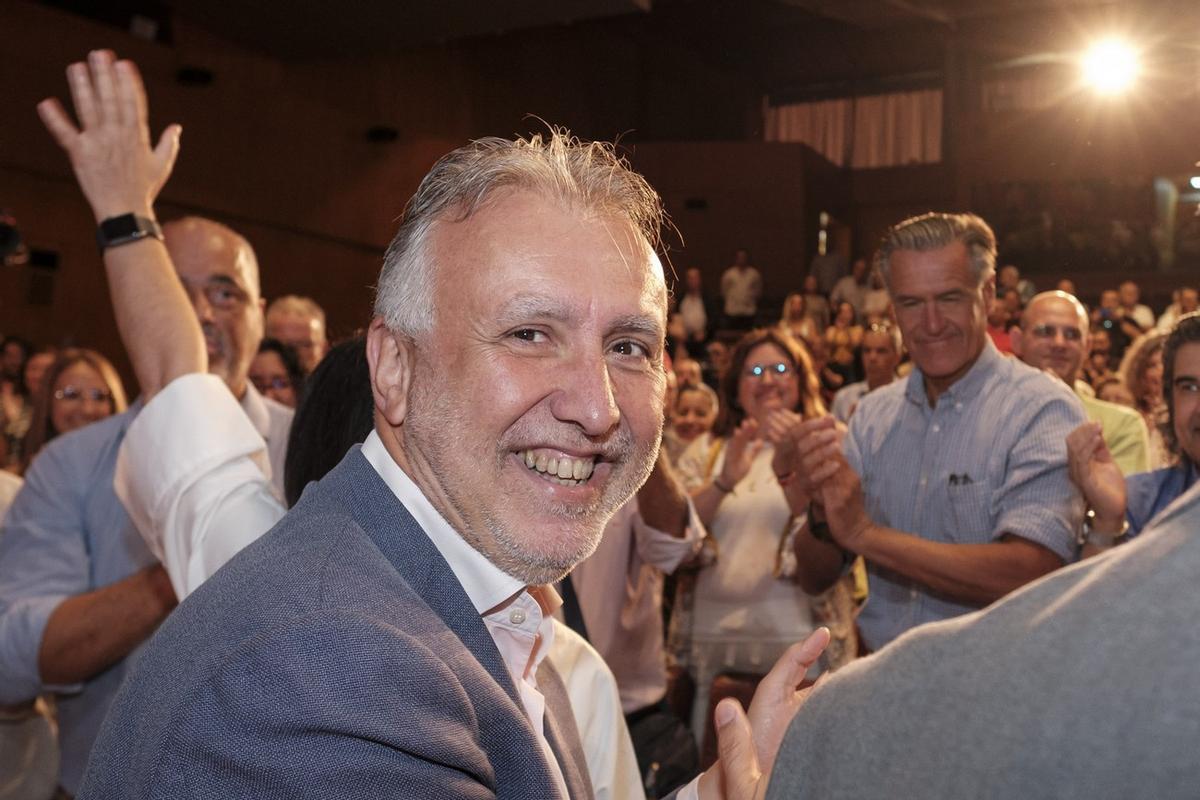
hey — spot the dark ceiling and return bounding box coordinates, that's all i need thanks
[154,0,1151,58]
[38,0,1196,100]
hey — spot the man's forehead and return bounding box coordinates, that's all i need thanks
[166,224,257,291]
[1027,297,1084,326]
[433,193,666,312]
[890,242,975,289]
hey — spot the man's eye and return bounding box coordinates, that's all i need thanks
[512,329,546,343]
[1178,380,1200,394]
[612,340,649,358]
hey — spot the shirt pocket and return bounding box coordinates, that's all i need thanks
[945,480,994,544]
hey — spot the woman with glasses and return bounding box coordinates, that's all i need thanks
[249,339,305,409]
[671,328,855,756]
[19,349,127,473]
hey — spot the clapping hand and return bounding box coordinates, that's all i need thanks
[718,417,763,490]
[1066,422,1127,531]
[696,628,832,800]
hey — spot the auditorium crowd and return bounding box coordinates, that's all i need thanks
[1,48,1199,800]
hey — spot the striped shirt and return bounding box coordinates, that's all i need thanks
[845,339,1086,650]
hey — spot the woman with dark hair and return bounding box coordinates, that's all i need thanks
[283,336,372,508]
[250,338,306,409]
[672,328,855,748]
[20,348,127,473]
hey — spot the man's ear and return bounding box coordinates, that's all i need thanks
[366,317,413,427]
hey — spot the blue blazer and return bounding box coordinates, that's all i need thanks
[79,447,594,799]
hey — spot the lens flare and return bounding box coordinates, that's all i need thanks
[1082,39,1140,95]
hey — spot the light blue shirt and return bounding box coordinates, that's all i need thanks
[1126,459,1198,538]
[845,339,1086,651]
[0,386,291,794]
[0,409,148,794]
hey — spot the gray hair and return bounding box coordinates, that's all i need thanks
[374,129,665,335]
[874,212,997,289]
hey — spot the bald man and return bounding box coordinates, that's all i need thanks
[0,215,291,796]
[1013,291,1150,476]
[265,294,329,374]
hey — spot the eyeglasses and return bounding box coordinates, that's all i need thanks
[54,386,112,403]
[744,362,792,379]
[867,322,894,334]
[251,376,293,393]
[1030,324,1083,342]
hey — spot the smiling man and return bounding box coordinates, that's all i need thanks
[786,212,1086,651]
[76,133,667,798]
[1013,291,1150,476]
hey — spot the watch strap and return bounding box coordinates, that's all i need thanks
[96,214,162,253]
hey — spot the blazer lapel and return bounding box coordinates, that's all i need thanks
[537,659,596,800]
[328,448,522,709]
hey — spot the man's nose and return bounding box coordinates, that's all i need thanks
[550,351,620,438]
[923,301,945,334]
[188,287,215,323]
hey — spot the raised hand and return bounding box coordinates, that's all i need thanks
[37,49,180,222]
[1066,421,1127,530]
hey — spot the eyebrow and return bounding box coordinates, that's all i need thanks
[495,294,664,339]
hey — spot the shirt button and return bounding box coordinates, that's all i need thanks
[955,402,963,411]
[509,608,527,625]
[932,424,940,433]
[920,477,928,487]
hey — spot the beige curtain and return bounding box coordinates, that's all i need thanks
[765,89,942,168]
[763,97,853,166]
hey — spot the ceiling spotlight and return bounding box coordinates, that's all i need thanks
[1191,177,1200,190]
[1082,39,1140,95]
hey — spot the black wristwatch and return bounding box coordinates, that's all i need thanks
[96,214,163,253]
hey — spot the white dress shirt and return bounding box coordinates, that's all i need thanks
[361,430,570,800]
[114,374,286,599]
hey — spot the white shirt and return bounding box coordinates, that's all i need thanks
[114,374,642,798]
[721,266,761,316]
[549,623,646,800]
[570,497,704,713]
[678,294,707,339]
[114,374,286,599]
[362,430,568,800]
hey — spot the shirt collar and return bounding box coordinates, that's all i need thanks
[359,430,525,615]
[905,336,1001,407]
[239,382,272,439]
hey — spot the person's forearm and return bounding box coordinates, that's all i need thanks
[792,518,846,596]
[38,563,177,685]
[636,450,689,536]
[689,481,730,528]
[104,236,206,399]
[853,526,1063,606]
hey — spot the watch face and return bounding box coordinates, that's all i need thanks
[100,214,142,240]
[97,214,161,250]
